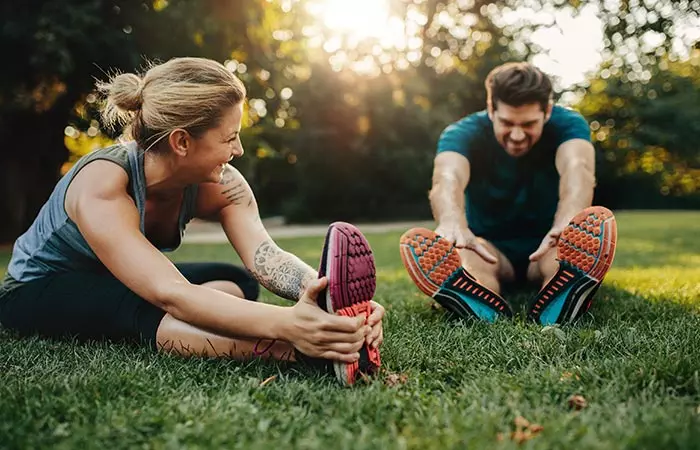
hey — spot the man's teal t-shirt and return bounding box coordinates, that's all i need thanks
[437,105,591,242]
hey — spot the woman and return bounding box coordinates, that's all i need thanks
[0,57,383,385]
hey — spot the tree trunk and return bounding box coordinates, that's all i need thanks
[0,113,68,244]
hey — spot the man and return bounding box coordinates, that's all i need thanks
[400,62,617,325]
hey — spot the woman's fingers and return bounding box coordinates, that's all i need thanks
[317,326,370,344]
[321,313,365,332]
[320,350,360,363]
[372,327,384,348]
[367,301,385,326]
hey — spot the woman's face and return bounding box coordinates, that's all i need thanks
[188,102,245,184]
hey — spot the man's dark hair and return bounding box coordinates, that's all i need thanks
[485,62,553,111]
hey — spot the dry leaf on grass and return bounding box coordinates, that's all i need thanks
[568,394,588,410]
[511,430,531,444]
[529,424,544,433]
[259,375,277,387]
[498,416,544,444]
[560,371,581,382]
[514,416,530,429]
[384,373,409,386]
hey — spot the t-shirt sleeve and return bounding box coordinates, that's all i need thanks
[552,108,592,146]
[436,115,482,159]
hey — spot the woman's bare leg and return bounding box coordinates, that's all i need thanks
[201,280,245,298]
[155,279,293,361]
[155,314,296,361]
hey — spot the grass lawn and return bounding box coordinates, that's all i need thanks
[1,211,699,449]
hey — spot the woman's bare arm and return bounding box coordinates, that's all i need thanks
[197,165,316,302]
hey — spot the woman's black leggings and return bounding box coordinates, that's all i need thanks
[0,262,259,350]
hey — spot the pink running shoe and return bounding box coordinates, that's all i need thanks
[317,222,381,385]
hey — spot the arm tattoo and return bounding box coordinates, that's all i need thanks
[219,167,252,206]
[250,239,317,301]
[221,182,249,205]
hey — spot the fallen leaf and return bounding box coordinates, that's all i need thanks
[560,371,581,382]
[529,424,544,434]
[499,416,544,444]
[514,416,530,429]
[259,375,277,387]
[385,373,409,386]
[568,394,588,410]
[511,429,530,444]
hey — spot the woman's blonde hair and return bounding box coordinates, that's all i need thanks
[97,57,246,151]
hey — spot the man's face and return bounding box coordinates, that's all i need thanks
[488,101,552,157]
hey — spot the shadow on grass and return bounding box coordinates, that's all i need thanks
[385,276,700,393]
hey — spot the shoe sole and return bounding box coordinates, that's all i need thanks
[319,222,381,385]
[399,228,513,322]
[528,206,617,325]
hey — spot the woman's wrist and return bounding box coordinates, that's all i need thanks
[271,305,294,341]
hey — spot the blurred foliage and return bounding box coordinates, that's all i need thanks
[578,51,700,202]
[0,0,698,240]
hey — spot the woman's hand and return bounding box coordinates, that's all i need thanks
[366,301,385,349]
[283,277,369,363]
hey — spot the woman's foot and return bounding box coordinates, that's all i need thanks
[317,222,381,385]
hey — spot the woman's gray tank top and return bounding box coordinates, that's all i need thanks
[6,142,199,283]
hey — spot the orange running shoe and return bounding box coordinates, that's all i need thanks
[317,222,380,385]
[528,206,617,325]
[400,228,513,322]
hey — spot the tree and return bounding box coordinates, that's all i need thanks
[0,0,289,241]
[577,52,700,207]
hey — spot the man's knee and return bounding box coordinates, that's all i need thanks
[528,246,558,285]
[457,247,502,293]
[460,238,515,282]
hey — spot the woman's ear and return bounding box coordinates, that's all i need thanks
[168,129,191,157]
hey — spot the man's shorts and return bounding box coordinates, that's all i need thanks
[490,236,543,285]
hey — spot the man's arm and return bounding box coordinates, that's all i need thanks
[529,138,595,261]
[197,165,316,302]
[429,151,471,231]
[553,138,596,229]
[429,151,496,262]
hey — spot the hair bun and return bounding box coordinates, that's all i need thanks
[103,72,144,112]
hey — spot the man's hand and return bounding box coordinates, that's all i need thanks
[529,224,566,262]
[435,221,497,264]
